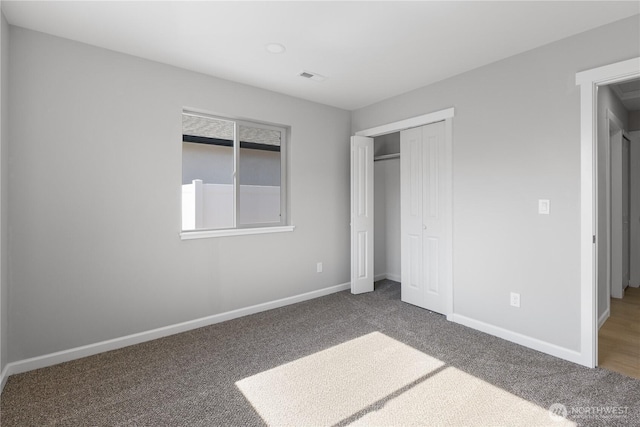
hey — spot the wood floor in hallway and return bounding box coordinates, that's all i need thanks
[599,286,640,379]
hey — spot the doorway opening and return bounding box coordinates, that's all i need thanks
[373,132,401,287]
[576,56,640,369]
[596,78,640,379]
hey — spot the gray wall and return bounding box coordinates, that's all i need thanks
[629,110,640,131]
[374,132,400,157]
[374,157,400,281]
[8,27,351,361]
[373,160,387,279]
[352,15,640,351]
[596,84,629,320]
[597,84,629,130]
[0,12,8,376]
[373,134,401,281]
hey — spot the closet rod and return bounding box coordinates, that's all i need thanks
[374,153,400,162]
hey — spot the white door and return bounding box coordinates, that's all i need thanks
[400,127,424,306]
[401,121,451,314]
[351,136,374,294]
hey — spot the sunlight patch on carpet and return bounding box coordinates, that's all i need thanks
[236,332,575,426]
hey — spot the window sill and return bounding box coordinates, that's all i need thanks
[180,225,295,240]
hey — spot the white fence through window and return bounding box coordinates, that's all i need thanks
[182,180,280,230]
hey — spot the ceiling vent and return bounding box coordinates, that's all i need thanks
[299,70,326,82]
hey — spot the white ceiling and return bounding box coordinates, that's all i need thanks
[3,1,639,110]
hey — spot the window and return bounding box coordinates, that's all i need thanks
[181,111,289,237]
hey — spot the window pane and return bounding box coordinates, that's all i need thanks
[238,124,282,225]
[182,114,235,230]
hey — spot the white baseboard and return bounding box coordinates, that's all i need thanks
[386,273,401,282]
[449,314,584,366]
[598,307,611,329]
[374,273,401,283]
[0,364,8,393]
[0,282,351,387]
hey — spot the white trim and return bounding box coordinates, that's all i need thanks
[577,57,640,368]
[598,307,610,330]
[0,364,8,393]
[576,58,640,86]
[629,132,640,288]
[0,281,349,380]
[180,225,295,240]
[373,273,401,283]
[444,118,454,318]
[355,107,455,137]
[579,80,597,368]
[450,314,584,366]
[386,273,401,282]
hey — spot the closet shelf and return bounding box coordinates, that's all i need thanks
[374,153,400,161]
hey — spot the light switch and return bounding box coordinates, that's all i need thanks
[538,199,550,215]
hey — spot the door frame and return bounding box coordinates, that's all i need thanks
[352,107,455,317]
[576,57,640,368]
[629,131,640,288]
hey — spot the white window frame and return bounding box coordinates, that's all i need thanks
[180,110,294,240]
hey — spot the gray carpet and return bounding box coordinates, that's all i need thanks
[1,280,638,426]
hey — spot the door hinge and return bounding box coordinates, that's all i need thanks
[593,235,596,244]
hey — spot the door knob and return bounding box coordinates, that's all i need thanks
[423,225,427,230]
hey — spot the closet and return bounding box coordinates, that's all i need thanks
[373,133,401,283]
[350,108,454,314]
[400,121,451,314]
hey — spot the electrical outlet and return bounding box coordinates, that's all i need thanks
[510,292,521,308]
[317,262,323,273]
[538,199,550,215]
